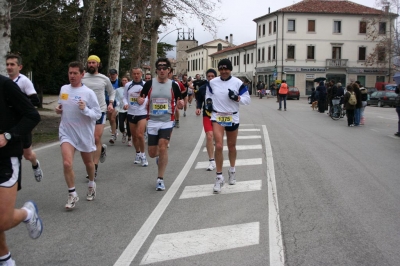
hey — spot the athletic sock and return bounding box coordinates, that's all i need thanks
[22,206,33,222]
[32,160,39,169]
[158,177,163,180]
[88,181,95,188]
[0,252,12,264]
[216,172,223,178]
[229,167,235,172]
[68,187,77,197]
[209,158,215,162]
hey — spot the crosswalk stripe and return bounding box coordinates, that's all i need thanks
[179,180,262,199]
[195,158,262,169]
[202,144,262,152]
[224,135,261,140]
[239,129,260,132]
[140,222,260,265]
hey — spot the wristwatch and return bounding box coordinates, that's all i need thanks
[4,132,11,141]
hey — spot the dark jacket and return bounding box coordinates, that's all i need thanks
[354,86,362,108]
[335,86,345,97]
[0,75,41,158]
[196,82,211,117]
[344,91,356,110]
[395,86,400,107]
[316,82,327,100]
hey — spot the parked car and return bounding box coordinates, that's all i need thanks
[367,91,398,107]
[287,87,300,100]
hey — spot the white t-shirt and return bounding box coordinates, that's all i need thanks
[123,80,148,116]
[115,87,126,113]
[206,76,251,124]
[13,74,37,96]
[58,84,101,152]
[82,73,115,112]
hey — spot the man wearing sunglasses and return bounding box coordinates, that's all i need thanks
[137,58,184,191]
[205,59,251,193]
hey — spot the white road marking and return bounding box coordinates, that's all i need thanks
[113,131,205,266]
[140,222,260,265]
[179,180,262,199]
[262,125,285,266]
[224,135,261,140]
[202,144,262,152]
[195,158,262,169]
[239,128,260,132]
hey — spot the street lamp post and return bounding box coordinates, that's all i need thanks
[158,27,182,43]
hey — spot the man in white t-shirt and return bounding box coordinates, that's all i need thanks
[55,61,101,209]
[82,55,115,180]
[206,59,251,193]
[6,54,43,182]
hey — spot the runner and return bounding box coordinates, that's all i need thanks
[82,55,115,179]
[107,69,121,144]
[181,74,192,117]
[116,76,131,146]
[0,73,42,265]
[144,73,152,82]
[205,59,251,193]
[137,58,184,191]
[55,61,101,209]
[5,54,43,182]
[171,72,186,128]
[123,68,148,166]
[196,69,217,171]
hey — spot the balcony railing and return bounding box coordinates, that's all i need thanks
[326,59,348,68]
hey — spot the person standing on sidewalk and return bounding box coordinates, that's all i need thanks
[278,80,288,111]
[5,54,44,182]
[123,67,148,166]
[195,69,217,171]
[55,62,101,209]
[206,59,251,193]
[82,55,115,180]
[137,58,184,191]
[0,74,43,265]
[394,84,400,137]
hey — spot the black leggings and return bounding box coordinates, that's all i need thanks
[346,109,355,126]
[118,112,131,137]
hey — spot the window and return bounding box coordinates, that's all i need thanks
[288,20,295,31]
[357,76,366,86]
[377,46,386,61]
[263,24,265,35]
[234,56,236,66]
[286,74,295,87]
[269,22,272,34]
[258,25,261,37]
[251,53,253,63]
[237,55,239,65]
[247,54,249,64]
[262,48,265,61]
[334,21,341,33]
[272,46,276,60]
[243,54,246,65]
[273,20,277,33]
[287,45,295,59]
[379,22,386,34]
[217,43,222,51]
[268,47,271,61]
[358,47,366,61]
[188,61,190,71]
[307,46,315,59]
[332,47,341,59]
[376,76,385,82]
[308,20,315,32]
[258,49,261,61]
[359,21,366,34]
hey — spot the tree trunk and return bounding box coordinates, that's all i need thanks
[130,0,147,69]
[77,0,96,64]
[150,0,162,76]
[0,0,11,75]
[108,0,123,72]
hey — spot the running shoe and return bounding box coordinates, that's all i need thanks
[156,178,165,191]
[122,132,127,143]
[33,160,43,182]
[23,201,43,239]
[86,183,96,201]
[175,120,180,128]
[394,132,400,137]
[0,258,16,266]
[206,161,216,171]
[65,194,79,210]
[128,139,133,146]
[100,144,107,163]
[141,155,149,167]
[134,153,141,164]
[228,170,236,185]
[109,134,116,144]
[213,177,224,193]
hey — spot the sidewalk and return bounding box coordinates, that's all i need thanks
[40,95,59,117]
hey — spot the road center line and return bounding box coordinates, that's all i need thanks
[113,130,205,266]
[262,125,285,266]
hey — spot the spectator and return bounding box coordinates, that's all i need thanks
[344,84,356,127]
[395,85,400,137]
[316,81,327,113]
[353,82,362,126]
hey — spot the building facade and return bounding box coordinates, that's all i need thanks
[176,29,198,77]
[253,0,397,95]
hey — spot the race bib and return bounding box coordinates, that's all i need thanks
[216,112,233,126]
[152,98,169,115]
[61,93,69,100]
[129,92,139,106]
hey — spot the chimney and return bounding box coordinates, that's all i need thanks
[225,36,228,42]
[268,7,270,14]
[230,34,233,44]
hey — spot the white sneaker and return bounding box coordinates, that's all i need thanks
[0,258,16,266]
[213,176,224,193]
[134,153,141,164]
[109,134,116,144]
[23,201,43,239]
[128,139,132,146]
[156,178,165,191]
[122,133,127,143]
[228,170,236,185]
[33,160,43,182]
[65,193,79,210]
[86,183,96,201]
[206,161,216,171]
[100,144,107,163]
[141,155,149,167]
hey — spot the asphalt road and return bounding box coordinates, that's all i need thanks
[7,96,400,266]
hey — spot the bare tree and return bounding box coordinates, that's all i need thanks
[108,0,123,71]
[150,0,162,76]
[77,0,96,64]
[0,0,11,75]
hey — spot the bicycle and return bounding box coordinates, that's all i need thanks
[330,96,344,120]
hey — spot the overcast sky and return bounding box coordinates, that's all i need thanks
[164,0,378,58]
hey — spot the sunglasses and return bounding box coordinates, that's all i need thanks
[218,65,229,70]
[157,65,169,71]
